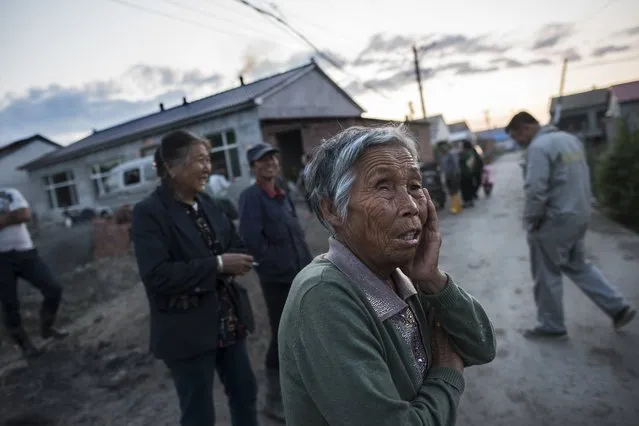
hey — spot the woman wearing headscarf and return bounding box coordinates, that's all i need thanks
[278,126,496,426]
[131,130,259,426]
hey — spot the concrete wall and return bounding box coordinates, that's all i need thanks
[258,69,362,119]
[27,108,262,222]
[0,140,58,212]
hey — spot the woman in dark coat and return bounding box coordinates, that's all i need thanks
[131,130,259,426]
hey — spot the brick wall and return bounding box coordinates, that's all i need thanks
[93,218,131,260]
[261,117,433,162]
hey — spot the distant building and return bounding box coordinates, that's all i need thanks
[19,61,432,222]
[448,121,476,143]
[605,80,639,142]
[475,128,516,151]
[0,134,61,209]
[415,115,450,144]
[549,88,609,144]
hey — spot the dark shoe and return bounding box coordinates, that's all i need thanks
[614,306,636,330]
[40,307,69,339]
[264,370,285,423]
[41,326,70,340]
[523,327,568,340]
[9,328,44,359]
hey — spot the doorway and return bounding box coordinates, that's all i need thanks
[275,129,304,182]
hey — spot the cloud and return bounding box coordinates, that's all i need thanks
[591,44,631,58]
[620,25,639,36]
[0,65,223,144]
[490,57,554,68]
[532,23,574,50]
[562,48,582,62]
[345,61,501,95]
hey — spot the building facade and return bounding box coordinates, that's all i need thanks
[0,135,60,212]
[20,62,432,222]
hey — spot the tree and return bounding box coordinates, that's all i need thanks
[595,118,639,229]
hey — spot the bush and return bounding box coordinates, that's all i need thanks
[595,119,639,229]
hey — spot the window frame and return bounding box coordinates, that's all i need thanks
[42,170,79,210]
[206,129,241,178]
[89,158,123,198]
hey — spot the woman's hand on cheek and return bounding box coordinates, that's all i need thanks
[408,189,447,293]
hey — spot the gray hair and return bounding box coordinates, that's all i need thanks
[304,125,420,232]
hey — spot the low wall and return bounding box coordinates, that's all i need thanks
[93,219,131,260]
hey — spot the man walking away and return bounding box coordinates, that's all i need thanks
[0,188,68,358]
[438,141,463,214]
[238,144,313,422]
[459,140,477,207]
[506,112,636,339]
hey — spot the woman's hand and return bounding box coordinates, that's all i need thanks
[406,189,447,293]
[221,253,254,276]
[431,321,464,373]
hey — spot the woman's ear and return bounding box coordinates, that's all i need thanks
[319,198,342,229]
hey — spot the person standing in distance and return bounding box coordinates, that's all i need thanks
[0,187,68,358]
[238,143,313,422]
[506,111,636,339]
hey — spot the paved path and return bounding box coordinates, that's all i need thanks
[440,152,639,426]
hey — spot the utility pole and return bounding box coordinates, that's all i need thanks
[412,45,427,119]
[552,58,568,125]
[483,109,492,129]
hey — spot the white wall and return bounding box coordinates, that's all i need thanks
[26,108,262,222]
[432,117,451,143]
[0,140,58,213]
[258,69,362,119]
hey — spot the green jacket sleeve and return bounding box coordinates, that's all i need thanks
[419,275,496,367]
[293,280,465,426]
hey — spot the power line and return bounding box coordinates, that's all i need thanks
[232,0,392,100]
[106,0,298,48]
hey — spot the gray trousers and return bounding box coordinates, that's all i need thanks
[526,217,628,332]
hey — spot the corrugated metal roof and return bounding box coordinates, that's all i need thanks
[611,81,639,103]
[22,62,317,170]
[550,88,608,112]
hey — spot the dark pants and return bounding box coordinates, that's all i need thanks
[0,248,62,330]
[165,339,259,426]
[460,175,475,203]
[260,280,291,371]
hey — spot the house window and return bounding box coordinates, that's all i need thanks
[206,130,241,178]
[90,159,122,197]
[43,171,79,210]
[140,144,158,158]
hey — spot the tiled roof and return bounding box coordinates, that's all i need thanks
[550,88,608,112]
[610,81,639,103]
[0,134,60,160]
[22,62,319,170]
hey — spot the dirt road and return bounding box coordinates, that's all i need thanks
[1,152,638,425]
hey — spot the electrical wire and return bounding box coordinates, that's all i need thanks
[232,0,393,100]
[106,0,299,48]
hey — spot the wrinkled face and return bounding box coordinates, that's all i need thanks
[167,143,211,195]
[333,144,429,275]
[252,152,280,181]
[509,124,536,147]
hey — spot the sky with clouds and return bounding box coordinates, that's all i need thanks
[1,0,638,146]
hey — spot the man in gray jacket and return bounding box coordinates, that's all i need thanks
[506,112,636,339]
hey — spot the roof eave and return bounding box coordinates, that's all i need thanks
[19,101,257,171]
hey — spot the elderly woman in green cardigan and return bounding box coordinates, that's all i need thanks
[278,126,496,426]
